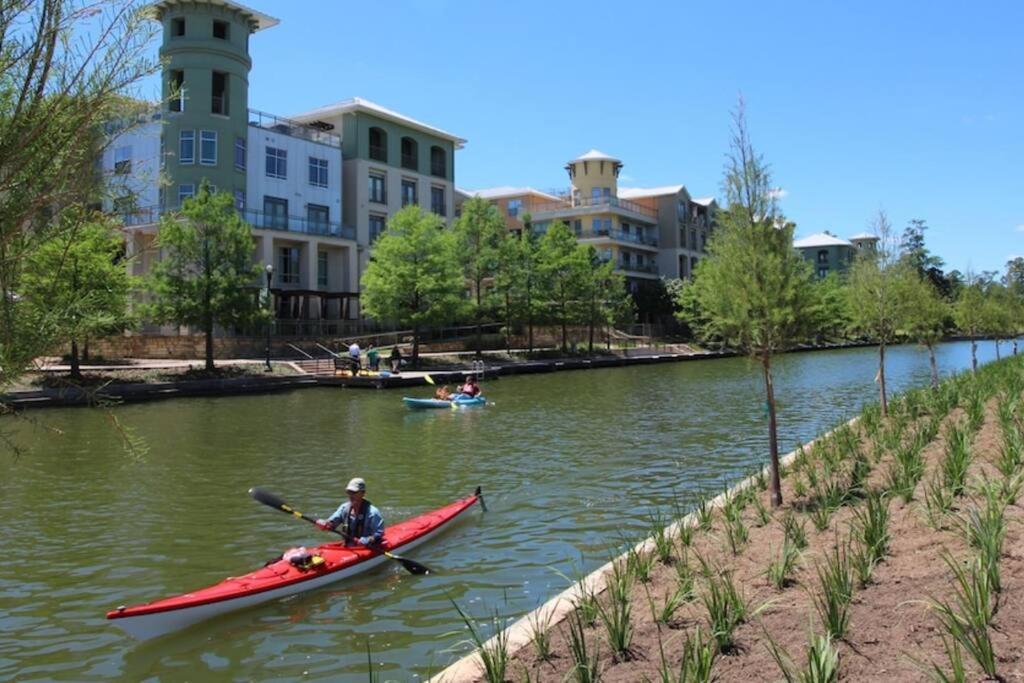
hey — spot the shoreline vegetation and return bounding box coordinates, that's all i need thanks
[436,355,1024,683]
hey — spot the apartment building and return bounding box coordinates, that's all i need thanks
[794,231,879,279]
[471,151,717,287]
[107,0,465,324]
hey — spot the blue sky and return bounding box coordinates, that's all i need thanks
[160,1,1022,274]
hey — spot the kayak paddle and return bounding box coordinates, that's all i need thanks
[248,487,431,575]
[423,374,435,385]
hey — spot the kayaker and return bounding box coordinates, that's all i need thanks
[315,478,385,547]
[459,374,481,397]
[434,385,452,400]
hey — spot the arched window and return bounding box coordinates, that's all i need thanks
[368,127,387,162]
[430,145,446,178]
[400,137,418,171]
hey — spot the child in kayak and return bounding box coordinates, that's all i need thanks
[315,478,385,547]
[434,385,453,400]
[459,375,481,397]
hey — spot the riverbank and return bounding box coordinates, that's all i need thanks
[433,356,1024,682]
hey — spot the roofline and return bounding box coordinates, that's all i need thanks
[146,0,279,31]
[292,98,467,148]
[471,187,562,202]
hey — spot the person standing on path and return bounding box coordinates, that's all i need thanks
[348,340,361,373]
[389,346,402,373]
[367,343,380,371]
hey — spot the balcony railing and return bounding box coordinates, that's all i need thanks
[527,194,658,219]
[578,227,658,247]
[401,153,418,170]
[248,108,341,147]
[118,205,355,240]
[369,144,387,162]
[620,261,659,274]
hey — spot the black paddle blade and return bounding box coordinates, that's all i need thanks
[249,487,290,512]
[388,552,431,575]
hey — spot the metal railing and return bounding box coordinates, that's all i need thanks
[248,109,341,147]
[619,261,659,274]
[430,162,446,178]
[578,228,658,247]
[369,145,387,162]
[526,194,658,219]
[119,205,356,240]
[401,153,418,170]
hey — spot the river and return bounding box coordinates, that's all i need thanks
[0,340,1001,681]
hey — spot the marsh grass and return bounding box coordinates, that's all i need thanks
[649,510,676,565]
[724,514,749,555]
[700,567,750,652]
[450,599,510,683]
[765,630,840,683]
[527,607,554,662]
[810,541,853,639]
[957,486,1006,596]
[752,492,772,527]
[563,608,600,683]
[651,625,717,683]
[928,555,1000,680]
[783,510,809,550]
[941,422,973,498]
[922,475,955,529]
[851,491,890,565]
[767,539,801,589]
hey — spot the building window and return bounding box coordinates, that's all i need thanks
[199,130,217,165]
[113,146,131,174]
[818,267,829,279]
[211,71,228,115]
[308,157,328,188]
[278,246,300,284]
[368,127,387,162]
[430,145,446,177]
[573,219,582,235]
[233,189,245,210]
[401,179,417,207]
[592,218,601,233]
[603,218,612,233]
[369,214,386,243]
[591,187,602,200]
[178,184,195,204]
[603,187,612,197]
[430,186,446,216]
[263,196,288,230]
[265,146,287,179]
[817,249,829,263]
[317,251,328,287]
[621,251,632,267]
[171,17,185,37]
[507,198,522,218]
[213,19,229,40]
[401,136,418,170]
[113,195,133,215]
[691,256,699,273]
[179,130,194,164]
[307,203,329,233]
[689,229,696,250]
[369,173,386,203]
[234,136,246,170]
[169,70,185,112]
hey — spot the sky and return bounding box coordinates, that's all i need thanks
[149,0,1022,275]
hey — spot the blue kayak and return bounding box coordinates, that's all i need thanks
[403,395,486,409]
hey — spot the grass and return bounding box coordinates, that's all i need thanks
[651,625,718,683]
[649,511,676,565]
[527,608,554,662]
[595,587,633,661]
[695,495,714,531]
[783,510,809,550]
[928,555,1000,680]
[724,514,749,555]
[563,608,600,683]
[767,539,801,589]
[628,546,657,583]
[922,474,955,529]
[941,422,973,498]
[450,599,510,683]
[810,541,853,640]
[957,486,1006,596]
[766,631,840,683]
[886,442,926,503]
[700,566,749,652]
[851,491,890,566]
[752,493,772,527]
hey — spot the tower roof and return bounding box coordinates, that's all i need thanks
[148,0,280,32]
[292,97,467,148]
[571,149,620,163]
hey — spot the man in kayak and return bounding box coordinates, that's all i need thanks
[459,375,481,397]
[315,478,385,547]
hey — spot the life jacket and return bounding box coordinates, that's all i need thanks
[343,498,372,544]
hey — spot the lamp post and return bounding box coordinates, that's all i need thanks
[264,263,274,372]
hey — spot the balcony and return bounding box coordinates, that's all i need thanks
[578,227,658,248]
[619,261,659,275]
[369,144,387,162]
[118,205,356,240]
[401,153,418,171]
[248,109,340,147]
[527,194,658,220]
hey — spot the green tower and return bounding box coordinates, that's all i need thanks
[150,0,278,208]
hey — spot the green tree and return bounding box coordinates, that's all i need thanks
[452,196,506,358]
[981,283,1014,361]
[147,185,262,372]
[847,211,914,417]
[953,273,986,373]
[679,101,816,508]
[19,210,135,379]
[576,246,629,355]
[360,206,464,365]
[810,273,851,343]
[0,0,156,389]
[537,222,587,352]
[902,274,948,388]
[494,227,540,354]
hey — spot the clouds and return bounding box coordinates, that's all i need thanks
[768,187,788,200]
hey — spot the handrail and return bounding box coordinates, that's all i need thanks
[525,195,658,219]
[286,343,313,359]
[315,342,340,358]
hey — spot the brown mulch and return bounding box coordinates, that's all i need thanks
[493,395,1024,682]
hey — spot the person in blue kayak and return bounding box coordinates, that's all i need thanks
[459,374,481,397]
[315,477,385,547]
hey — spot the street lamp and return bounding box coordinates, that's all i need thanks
[264,263,274,372]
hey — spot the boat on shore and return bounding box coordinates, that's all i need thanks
[106,489,483,640]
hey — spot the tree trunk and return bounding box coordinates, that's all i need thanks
[1014,339,1018,356]
[475,281,483,360]
[412,323,420,367]
[82,338,90,362]
[587,294,595,356]
[761,353,782,508]
[527,291,534,355]
[69,339,81,380]
[505,291,512,355]
[204,317,214,372]
[878,342,888,418]
[928,343,939,389]
[561,312,567,354]
[995,339,1001,361]
[971,337,977,373]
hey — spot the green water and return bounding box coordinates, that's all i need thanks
[0,341,1000,681]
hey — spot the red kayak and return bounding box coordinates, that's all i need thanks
[107,490,482,640]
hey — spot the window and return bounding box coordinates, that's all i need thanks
[401,136,418,170]
[307,204,329,233]
[369,173,386,203]
[265,146,287,179]
[263,196,288,230]
[603,187,612,197]
[169,70,185,112]
[113,195,133,215]
[317,251,328,287]
[213,20,229,40]
[573,219,582,235]
[369,214,386,243]
[818,267,829,279]
[211,71,228,115]
[603,218,612,233]
[278,246,300,284]
[636,254,645,266]
[430,186,446,216]
[114,146,131,174]
[308,157,328,188]
[507,198,522,217]
[591,187,602,200]
[234,136,246,170]
[368,127,387,162]
[401,179,417,207]
[179,130,194,164]
[233,189,245,210]
[199,130,217,165]
[178,184,195,204]
[689,228,696,250]
[621,251,632,267]
[691,256,699,273]
[592,218,601,233]
[171,17,185,37]
[817,249,829,263]
[430,145,446,177]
